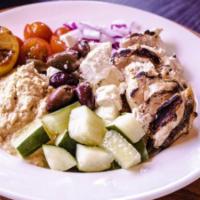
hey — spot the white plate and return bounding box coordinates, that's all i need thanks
[0,1,200,200]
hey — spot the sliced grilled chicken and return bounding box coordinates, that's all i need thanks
[121,29,162,49]
[112,30,197,154]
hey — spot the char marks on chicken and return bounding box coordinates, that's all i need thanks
[113,30,197,155]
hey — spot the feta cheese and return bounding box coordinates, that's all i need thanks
[95,85,122,123]
[96,85,122,110]
[100,67,123,86]
[82,28,100,40]
[80,42,123,88]
[95,106,119,125]
[60,29,82,48]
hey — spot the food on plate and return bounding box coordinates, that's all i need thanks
[24,22,52,41]
[0,21,197,172]
[50,35,67,53]
[76,144,114,172]
[42,145,77,171]
[12,120,50,157]
[0,29,19,75]
[20,37,52,62]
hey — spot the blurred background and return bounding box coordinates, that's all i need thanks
[0,0,200,33]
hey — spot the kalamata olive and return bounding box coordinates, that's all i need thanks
[72,40,90,57]
[47,50,79,72]
[26,59,48,74]
[49,71,79,88]
[75,82,95,110]
[46,85,74,112]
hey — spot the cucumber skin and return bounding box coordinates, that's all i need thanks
[102,130,141,169]
[16,127,50,158]
[56,132,76,155]
[134,139,149,162]
[43,145,77,171]
[107,125,131,143]
[42,102,80,138]
[107,125,149,162]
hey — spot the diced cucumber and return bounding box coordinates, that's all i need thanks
[76,144,114,172]
[55,131,76,155]
[43,145,76,171]
[12,120,50,157]
[134,139,149,162]
[108,113,145,143]
[69,106,106,145]
[42,102,80,138]
[102,130,141,169]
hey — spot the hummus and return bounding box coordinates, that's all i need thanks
[0,62,52,154]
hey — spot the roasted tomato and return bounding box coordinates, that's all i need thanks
[16,36,23,48]
[20,37,52,62]
[54,26,71,36]
[0,31,19,76]
[24,22,52,41]
[50,35,66,53]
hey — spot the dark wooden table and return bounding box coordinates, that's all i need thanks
[0,1,200,200]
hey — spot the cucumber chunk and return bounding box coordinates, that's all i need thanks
[69,106,106,145]
[55,131,76,155]
[43,145,76,171]
[102,130,141,169]
[12,120,50,157]
[42,102,80,138]
[76,144,114,172]
[108,113,145,143]
[134,139,149,162]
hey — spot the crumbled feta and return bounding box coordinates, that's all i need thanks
[95,85,122,110]
[95,106,119,125]
[95,84,122,123]
[82,28,100,40]
[80,42,123,88]
[60,29,82,48]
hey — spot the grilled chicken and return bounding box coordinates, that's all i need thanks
[112,30,197,154]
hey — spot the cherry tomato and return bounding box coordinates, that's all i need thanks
[16,36,23,48]
[24,22,52,41]
[50,35,66,53]
[54,26,71,36]
[20,37,52,62]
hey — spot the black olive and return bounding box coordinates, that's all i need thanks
[75,82,95,110]
[49,72,79,88]
[46,85,75,112]
[47,50,79,72]
[72,40,90,58]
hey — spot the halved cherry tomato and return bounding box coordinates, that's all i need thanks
[50,35,66,53]
[20,37,52,62]
[24,22,52,41]
[16,36,23,48]
[54,26,71,36]
[0,32,19,76]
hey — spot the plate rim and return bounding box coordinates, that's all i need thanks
[0,1,200,200]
